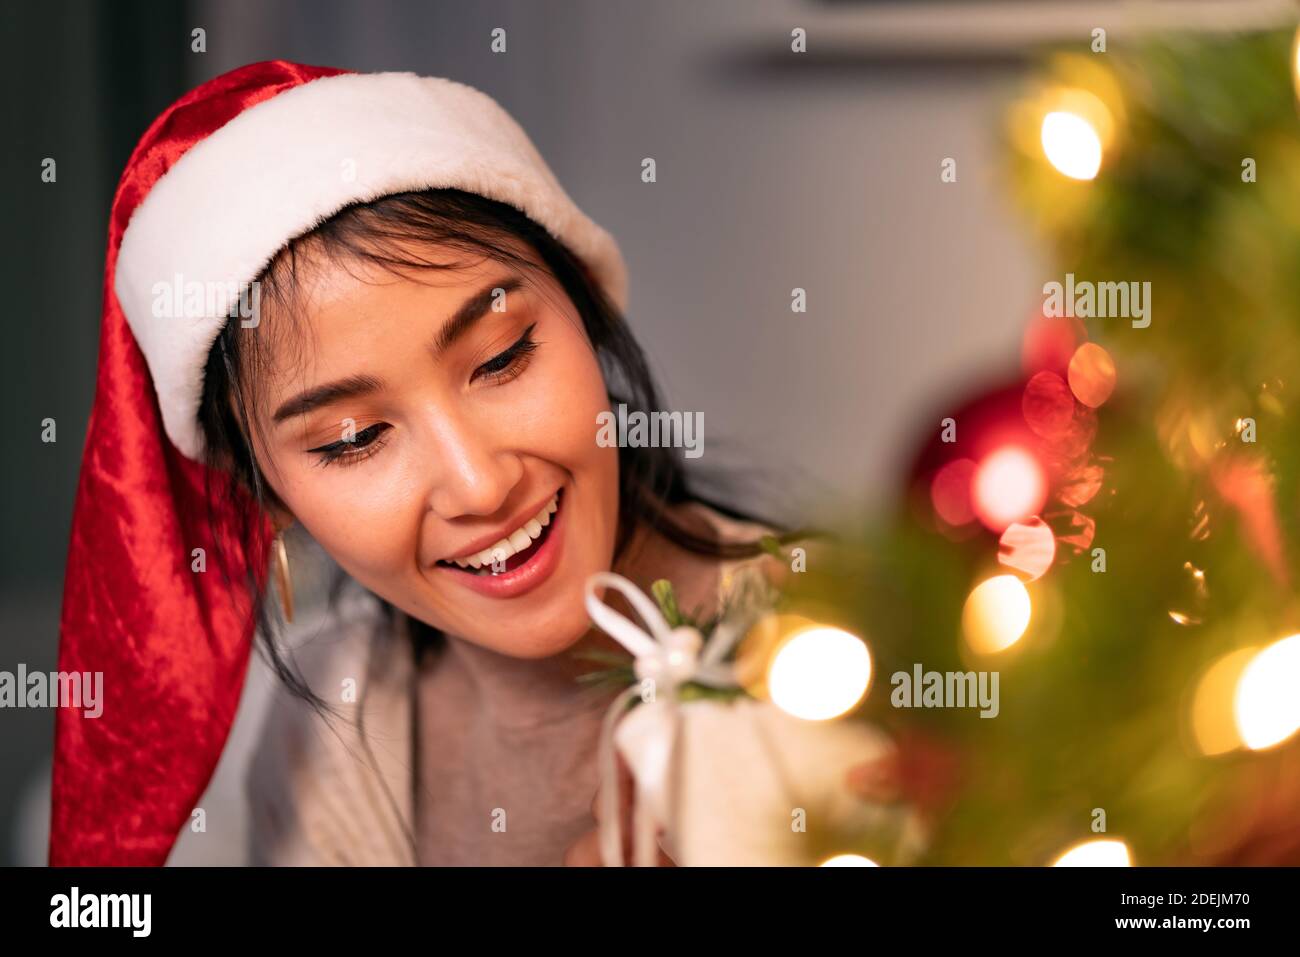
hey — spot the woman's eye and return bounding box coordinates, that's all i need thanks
[306,422,391,467]
[471,323,538,384]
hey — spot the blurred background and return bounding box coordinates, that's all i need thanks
[3,0,1297,865]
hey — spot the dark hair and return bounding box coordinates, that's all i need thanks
[197,188,790,714]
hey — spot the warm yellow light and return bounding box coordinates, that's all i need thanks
[1234,633,1300,750]
[1051,838,1132,867]
[1293,26,1300,102]
[734,613,818,698]
[768,626,871,721]
[963,575,1031,654]
[1067,342,1117,408]
[1041,110,1103,180]
[821,854,879,867]
[1191,647,1258,756]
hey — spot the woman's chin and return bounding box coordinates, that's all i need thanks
[465,618,591,659]
[441,584,599,659]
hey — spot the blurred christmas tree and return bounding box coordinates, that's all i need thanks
[768,26,1300,866]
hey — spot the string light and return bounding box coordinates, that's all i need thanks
[768,626,872,721]
[1292,25,1300,103]
[931,457,978,526]
[821,854,879,867]
[998,518,1056,582]
[973,446,1047,532]
[1041,110,1103,180]
[963,575,1032,654]
[1067,342,1117,408]
[1050,838,1132,866]
[1191,648,1257,756]
[1234,633,1300,750]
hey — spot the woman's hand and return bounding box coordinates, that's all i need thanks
[563,752,676,866]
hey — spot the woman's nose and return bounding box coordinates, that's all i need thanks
[420,407,524,519]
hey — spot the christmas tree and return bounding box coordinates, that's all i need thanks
[764,25,1300,866]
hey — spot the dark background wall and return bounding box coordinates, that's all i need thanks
[1,0,191,866]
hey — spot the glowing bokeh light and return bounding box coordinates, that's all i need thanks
[1050,839,1132,867]
[1234,633,1300,751]
[931,458,977,526]
[1293,26,1300,102]
[1022,370,1076,439]
[768,626,871,721]
[1067,342,1117,408]
[962,575,1032,655]
[1056,509,1097,553]
[821,854,879,867]
[1058,464,1104,508]
[1191,647,1258,756]
[1041,110,1103,180]
[735,613,817,699]
[973,446,1047,531]
[998,517,1056,582]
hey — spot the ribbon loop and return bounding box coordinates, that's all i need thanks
[585,572,743,866]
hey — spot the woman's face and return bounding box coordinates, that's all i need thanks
[243,238,620,657]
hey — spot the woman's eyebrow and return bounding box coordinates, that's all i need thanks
[429,275,525,358]
[272,373,384,424]
[272,275,526,425]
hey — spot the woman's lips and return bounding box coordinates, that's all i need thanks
[432,487,566,599]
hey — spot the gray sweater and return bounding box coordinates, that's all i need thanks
[244,503,776,866]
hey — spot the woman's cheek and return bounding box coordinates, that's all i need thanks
[524,339,622,560]
[521,336,617,463]
[282,461,419,588]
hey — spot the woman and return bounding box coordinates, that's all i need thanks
[50,61,790,866]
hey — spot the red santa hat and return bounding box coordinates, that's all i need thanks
[51,60,628,865]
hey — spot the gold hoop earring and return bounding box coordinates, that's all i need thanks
[272,533,294,623]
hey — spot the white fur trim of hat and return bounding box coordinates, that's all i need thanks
[114,71,629,462]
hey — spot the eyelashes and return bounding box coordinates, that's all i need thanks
[306,323,540,469]
[307,422,391,467]
[470,322,538,384]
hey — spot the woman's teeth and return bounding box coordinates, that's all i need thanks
[449,492,559,570]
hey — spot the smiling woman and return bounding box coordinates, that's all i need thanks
[200,187,768,664]
[52,61,793,867]
[210,189,787,866]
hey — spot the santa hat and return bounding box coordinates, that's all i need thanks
[51,60,628,865]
